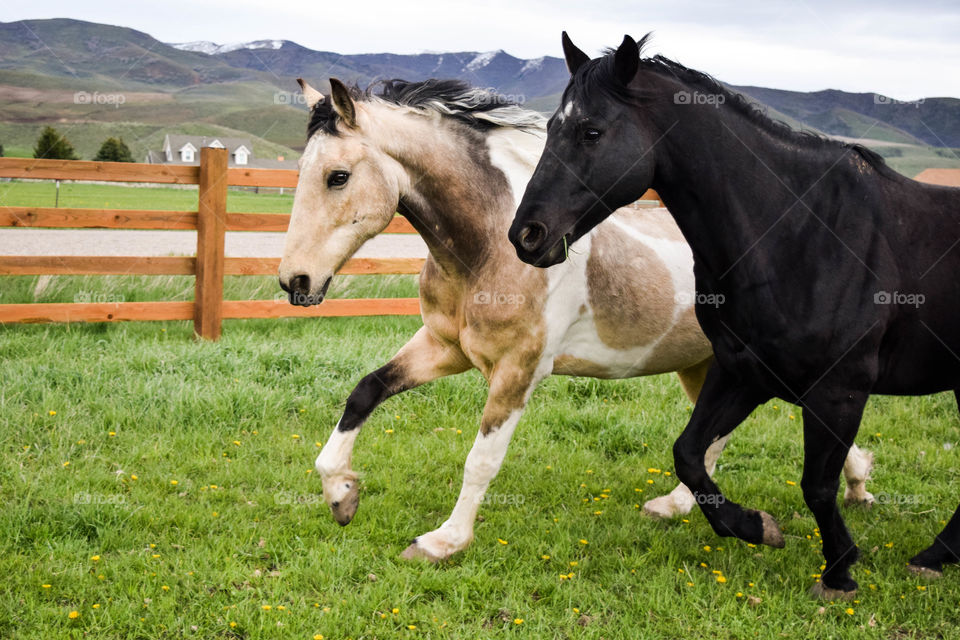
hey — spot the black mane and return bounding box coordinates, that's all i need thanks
[307,78,538,138]
[567,34,890,173]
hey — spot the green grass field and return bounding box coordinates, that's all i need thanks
[2,178,960,638]
[1,283,959,638]
[0,180,294,214]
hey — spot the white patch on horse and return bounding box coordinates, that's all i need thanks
[485,127,547,208]
[557,99,577,123]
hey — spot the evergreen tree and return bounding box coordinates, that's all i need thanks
[33,126,79,160]
[93,137,135,162]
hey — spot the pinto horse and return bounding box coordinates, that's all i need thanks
[278,77,873,562]
[509,32,960,597]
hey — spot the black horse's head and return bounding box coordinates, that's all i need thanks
[509,32,657,267]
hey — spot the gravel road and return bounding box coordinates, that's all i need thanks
[0,229,428,259]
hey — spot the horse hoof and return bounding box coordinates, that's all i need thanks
[809,581,857,601]
[400,539,442,563]
[907,564,943,579]
[643,496,680,519]
[327,482,360,526]
[843,490,875,508]
[759,511,785,548]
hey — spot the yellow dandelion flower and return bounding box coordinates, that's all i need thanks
[292,434,300,439]
[541,554,550,560]
[407,624,417,630]
[62,461,70,467]
[569,561,578,567]
[498,538,508,545]
[68,610,79,619]
[716,575,727,583]
[579,539,588,545]
[161,585,169,591]
[49,410,57,416]
[92,603,100,609]
[586,469,593,474]
[700,562,707,568]
[682,519,689,523]
[785,480,796,486]
[917,585,927,591]
[277,605,286,610]
[747,543,756,548]
[647,479,654,484]
[385,429,394,434]
[230,622,237,628]
[212,512,218,517]
[687,581,694,586]
[514,618,524,624]
[885,542,894,548]
[91,555,100,562]
[845,608,854,615]
[392,608,400,614]
[42,583,51,588]
[108,431,116,437]
[130,475,138,481]
[314,635,324,640]
[262,605,272,610]
[546,465,552,470]
[748,582,755,587]
[789,414,795,420]
[316,442,323,447]
[456,429,462,434]
[703,545,712,552]
[736,592,743,598]
[152,554,160,559]
[170,480,178,486]
[233,440,241,446]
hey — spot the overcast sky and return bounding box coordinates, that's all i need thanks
[2,0,958,99]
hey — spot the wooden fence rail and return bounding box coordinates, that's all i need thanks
[0,149,423,339]
[0,150,661,340]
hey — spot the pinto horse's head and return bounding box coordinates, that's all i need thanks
[279,78,408,306]
[509,32,657,267]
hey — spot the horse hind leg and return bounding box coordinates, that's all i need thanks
[909,504,960,578]
[907,390,960,577]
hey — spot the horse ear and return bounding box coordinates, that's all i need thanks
[613,34,639,86]
[296,78,325,109]
[328,78,357,128]
[561,31,590,75]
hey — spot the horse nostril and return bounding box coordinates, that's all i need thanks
[290,274,311,296]
[331,501,340,508]
[518,221,549,253]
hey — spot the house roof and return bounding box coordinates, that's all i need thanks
[163,134,254,155]
[914,168,960,188]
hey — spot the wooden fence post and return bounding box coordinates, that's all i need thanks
[194,147,228,340]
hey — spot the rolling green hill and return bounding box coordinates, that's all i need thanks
[1,17,959,176]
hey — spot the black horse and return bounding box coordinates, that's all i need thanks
[509,32,960,598]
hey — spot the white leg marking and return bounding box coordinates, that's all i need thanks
[644,434,731,518]
[842,444,875,506]
[316,420,361,524]
[402,410,524,561]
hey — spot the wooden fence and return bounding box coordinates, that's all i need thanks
[0,148,663,340]
[0,148,421,340]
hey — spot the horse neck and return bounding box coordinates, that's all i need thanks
[646,75,856,280]
[371,108,528,278]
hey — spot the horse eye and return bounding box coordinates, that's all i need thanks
[327,171,350,188]
[582,128,602,142]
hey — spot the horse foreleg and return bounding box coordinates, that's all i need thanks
[800,389,868,599]
[401,358,550,562]
[672,365,777,545]
[316,326,469,525]
[649,358,875,517]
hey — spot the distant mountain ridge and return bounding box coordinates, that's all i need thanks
[1,17,959,152]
